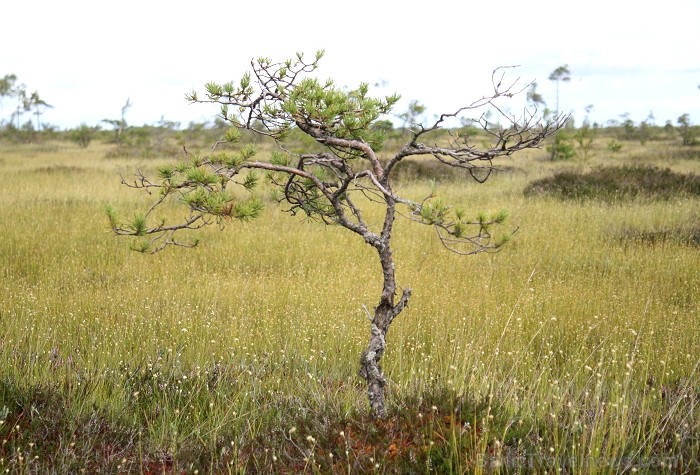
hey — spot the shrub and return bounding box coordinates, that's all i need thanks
[523,165,700,201]
[547,131,575,161]
[67,123,100,148]
[677,114,698,146]
[607,140,623,153]
[573,125,596,159]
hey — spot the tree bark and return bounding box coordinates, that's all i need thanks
[358,288,411,419]
[359,237,411,419]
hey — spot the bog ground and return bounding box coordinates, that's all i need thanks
[0,135,698,473]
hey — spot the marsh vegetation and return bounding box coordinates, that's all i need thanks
[0,126,698,473]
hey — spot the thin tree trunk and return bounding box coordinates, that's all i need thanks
[358,292,412,418]
[358,315,390,418]
[358,237,411,419]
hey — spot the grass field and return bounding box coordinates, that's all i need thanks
[0,135,698,473]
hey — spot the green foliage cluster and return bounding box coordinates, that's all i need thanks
[109,145,265,253]
[547,131,575,161]
[573,123,597,159]
[612,112,657,145]
[67,123,100,148]
[198,51,401,155]
[677,114,697,146]
[524,165,700,201]
[607,140,624,153]
[397,99,426,133]
[418,197,509,246]
[283,79,400,151]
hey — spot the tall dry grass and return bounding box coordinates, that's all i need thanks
[0,137,698,473]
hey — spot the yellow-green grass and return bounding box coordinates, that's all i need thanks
[0,138,698,473]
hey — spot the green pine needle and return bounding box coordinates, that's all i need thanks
[131,214,148,237]
[242,171,259,190]
[233,197,264,221]
[105,204,118,228]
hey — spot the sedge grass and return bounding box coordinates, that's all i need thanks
[0,138,698,473]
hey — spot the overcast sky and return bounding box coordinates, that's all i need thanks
[2,0,699,130]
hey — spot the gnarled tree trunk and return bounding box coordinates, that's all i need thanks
[358,289,411,418]
[358,218,411,419]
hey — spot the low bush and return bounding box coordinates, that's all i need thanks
[547,131,575,161]
[523,165,700,201]
[391,158,514,183]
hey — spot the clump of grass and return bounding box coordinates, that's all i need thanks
[523,165,700,201]
[32,165,86,174]
[620,225,700,247]
[0,380,142,474]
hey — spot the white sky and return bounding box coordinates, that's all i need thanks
[2,0,699,130]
